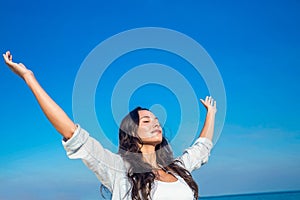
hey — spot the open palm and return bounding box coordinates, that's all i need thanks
[200,96,217,113]
[2,51,32,79]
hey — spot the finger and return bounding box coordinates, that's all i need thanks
[6,51,10,58]
[211,97,215,105]
[4,51,9,60]
[205,96,209,102]
[8,53,12,61]
[3,53,9,62]
[208,96,212,104]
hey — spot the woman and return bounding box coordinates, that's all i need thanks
[3,51,217,200]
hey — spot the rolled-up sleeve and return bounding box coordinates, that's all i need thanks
[176,137,213,172]
[62,124,125,191]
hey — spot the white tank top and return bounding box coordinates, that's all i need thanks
[151,175,194,200]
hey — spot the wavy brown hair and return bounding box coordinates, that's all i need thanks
[117,107,199,200]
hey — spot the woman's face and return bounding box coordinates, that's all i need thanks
[137,110,163,145]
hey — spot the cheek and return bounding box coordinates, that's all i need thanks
[137,126,151,138]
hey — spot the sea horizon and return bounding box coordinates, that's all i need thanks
[201,190,300,199]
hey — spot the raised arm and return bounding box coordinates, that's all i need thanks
[199,96,217,141]
[3,51,76,139]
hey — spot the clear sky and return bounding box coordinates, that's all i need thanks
[0,0,299,199]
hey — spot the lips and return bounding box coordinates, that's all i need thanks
[151,129,162,135]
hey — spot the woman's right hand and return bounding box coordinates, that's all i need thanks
[3,51,33,79]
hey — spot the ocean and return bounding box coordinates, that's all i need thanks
[200,191,300,200]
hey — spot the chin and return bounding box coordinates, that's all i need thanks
[143,138,163,146]
[155,138,163,145]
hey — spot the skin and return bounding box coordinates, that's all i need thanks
[2,51,217,182]
[136,103,216,182]
[137,110,163,148]
[2,51,77,139]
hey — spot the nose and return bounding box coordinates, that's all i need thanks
[153,120,160,128]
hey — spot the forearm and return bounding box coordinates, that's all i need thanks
[24,73,76,139]
[199,110,216,141]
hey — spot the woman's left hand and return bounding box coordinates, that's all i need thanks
[200,96,217,114]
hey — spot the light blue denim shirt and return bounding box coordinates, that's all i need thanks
[62,124,213,200]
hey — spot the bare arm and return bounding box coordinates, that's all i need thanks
[3,51,76,139]
[199,96,217,141]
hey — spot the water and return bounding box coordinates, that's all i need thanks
[200,191,300,200]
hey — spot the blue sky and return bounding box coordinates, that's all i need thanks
[0,0,299,199]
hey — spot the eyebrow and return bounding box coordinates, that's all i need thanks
[140,116,158,120]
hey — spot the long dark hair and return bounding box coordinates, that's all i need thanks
[118,107,199,200]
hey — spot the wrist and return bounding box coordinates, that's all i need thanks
[23,71,35,83]
[207,109,216,115]
[205,110,216,121]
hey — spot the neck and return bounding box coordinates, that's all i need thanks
[140,144,160,169]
